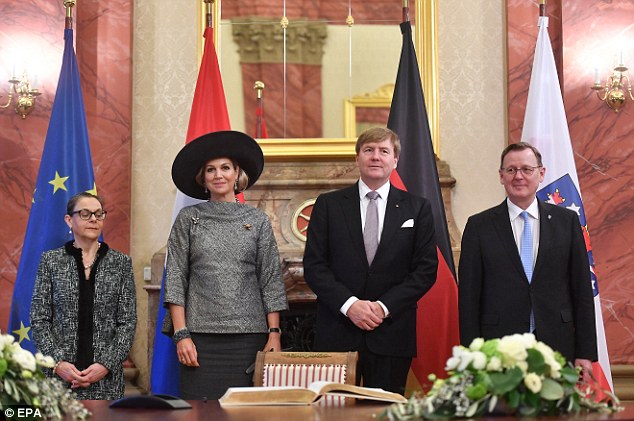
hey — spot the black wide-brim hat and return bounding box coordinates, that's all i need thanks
[171,130,264,200]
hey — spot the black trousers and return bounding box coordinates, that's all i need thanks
[356,337,412,395]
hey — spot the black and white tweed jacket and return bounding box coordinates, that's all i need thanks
[30,242,137,400]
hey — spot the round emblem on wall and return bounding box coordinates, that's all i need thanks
[291,199,316,242]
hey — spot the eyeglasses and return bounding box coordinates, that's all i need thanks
[70,209,107,221]
[500,166,542,176]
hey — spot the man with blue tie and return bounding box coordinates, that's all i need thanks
[458,142,597,379]
[303,127,438,394]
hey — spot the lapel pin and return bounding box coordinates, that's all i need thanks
[548,215,552,220]
[244,224,253,230]
[395,204,399,208]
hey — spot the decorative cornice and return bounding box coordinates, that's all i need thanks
[231,17,327,65]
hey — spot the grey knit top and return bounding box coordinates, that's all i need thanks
[163,201,288,334]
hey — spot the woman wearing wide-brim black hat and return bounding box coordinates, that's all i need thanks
[163,131,288,400]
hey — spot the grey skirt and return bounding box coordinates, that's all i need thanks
[180,333,266,400]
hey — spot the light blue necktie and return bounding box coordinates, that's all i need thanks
[520,211,535,332]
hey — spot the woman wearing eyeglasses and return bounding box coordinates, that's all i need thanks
[30,192,137,400]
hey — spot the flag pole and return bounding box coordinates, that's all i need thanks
[254,81,265,139]
[402,0,409,24]
[388,6,460,393]
[539,0,546,17]
[204,0,213,29]
[64,0,75,29]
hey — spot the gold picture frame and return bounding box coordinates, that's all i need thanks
[198,0,439,160]
[344,83,395,139]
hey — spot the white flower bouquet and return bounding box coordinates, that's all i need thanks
[382,333,620,419]
[0,333,90,420]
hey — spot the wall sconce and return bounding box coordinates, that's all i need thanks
[0,71,41,119]
[590,60,633,113]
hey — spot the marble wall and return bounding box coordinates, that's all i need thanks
[506,0,634,364]
[0,0,131,336]
[561,0,634,364]
[1,0,633,393]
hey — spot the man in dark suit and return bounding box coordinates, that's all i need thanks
[303,127,438,394]
[459,142,597,379]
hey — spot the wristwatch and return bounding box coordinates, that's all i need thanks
[268,327,282,334]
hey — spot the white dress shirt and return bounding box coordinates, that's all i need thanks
[507,197,540,270]
[340,180,391,318]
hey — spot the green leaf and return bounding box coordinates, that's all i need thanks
[560,366,579,383]
[526,348,547,375]
[0,359,7,377]
[4,379,17,402]
[518,403,539,417]
[3,379,11,396]
[480,339,499,356]
[540,378,564,400]
[489,367,523,395]
[488,394,498,413]
[467,383,487,400]
[507,389,520,408]
[465,402,479,418]
[524,390,541,407]
[26,380,39,395]
[476,371,492,388]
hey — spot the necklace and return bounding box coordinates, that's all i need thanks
[74,242,101,270]
[84,255,99,270]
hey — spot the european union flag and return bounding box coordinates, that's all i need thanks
[9,28,96,352]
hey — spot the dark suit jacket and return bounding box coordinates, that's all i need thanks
[303,183,438,357]
[458,199,597,362]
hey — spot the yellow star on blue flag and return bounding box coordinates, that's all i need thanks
[12,321,31,344]
[86,182,98,195]
[10,26,97,354]
[49,171,70,194]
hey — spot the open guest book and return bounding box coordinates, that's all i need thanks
[218,381,407,407]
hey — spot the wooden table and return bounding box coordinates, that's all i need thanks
[79,400,634,421]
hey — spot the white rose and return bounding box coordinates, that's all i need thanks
[497,337,528,366]
[451,345,465,357]
[0,334,15,350]
[35,352,56,368]
[457,351,474,372]
[487,356,502,371]
[472,352,487,370]
[519,333,537,348]
[544,356,561,376]
[534,341,555,360]
[524,372,542,393]
[446,356,460,371]
[12,348,36,372]
[533,342,562,377]
[469,338,484,351]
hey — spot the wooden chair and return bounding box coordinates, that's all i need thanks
[252,351,358,388]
